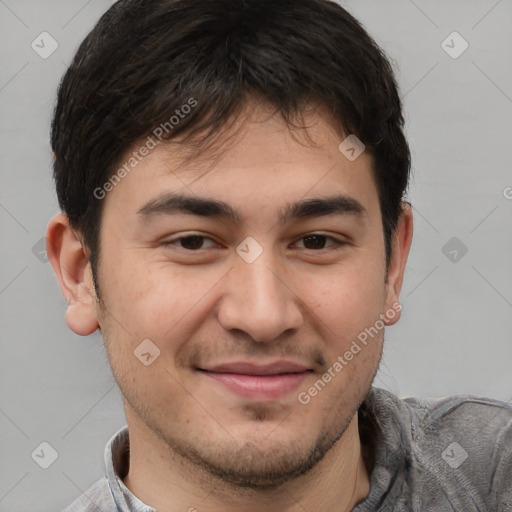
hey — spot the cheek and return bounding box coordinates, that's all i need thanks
[100,257,227,354]
[296,258,386,345]
[99,262,223,405]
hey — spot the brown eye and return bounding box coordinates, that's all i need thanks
[179,236,207,250]
[302,234,328,249]
[163,234,219,251]
[294,233,346,251]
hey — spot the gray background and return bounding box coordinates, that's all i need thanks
[0,0,511,510]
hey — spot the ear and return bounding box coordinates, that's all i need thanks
[383,202,413,326]
[46,213,99,336]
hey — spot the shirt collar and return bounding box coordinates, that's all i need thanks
[104,425,156,511]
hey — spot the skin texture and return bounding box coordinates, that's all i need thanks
[47,102,413,512]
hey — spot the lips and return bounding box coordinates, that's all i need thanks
[201,361,311,375]
[197,361,313,401]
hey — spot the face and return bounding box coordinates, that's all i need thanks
[65,103,409,488]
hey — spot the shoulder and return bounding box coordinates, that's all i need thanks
[402,391,512,421]
[402,391,512,510]
[362,388,512,511]
[62,476,118,512]
[401,392,512,455]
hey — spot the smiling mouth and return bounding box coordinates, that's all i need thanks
[197,361,314,401]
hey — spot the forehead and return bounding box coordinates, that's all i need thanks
[101,103,378,222]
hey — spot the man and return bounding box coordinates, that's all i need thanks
[47,0,512,510]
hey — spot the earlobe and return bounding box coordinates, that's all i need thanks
[383,203,413,325]
[46,213,100,336]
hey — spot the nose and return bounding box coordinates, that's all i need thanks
[217,250,304,343]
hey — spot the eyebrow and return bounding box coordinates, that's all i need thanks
[136,193,366,225]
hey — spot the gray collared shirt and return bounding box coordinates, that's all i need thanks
[62,387,512,511]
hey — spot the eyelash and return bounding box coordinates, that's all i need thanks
[162,233,347,251]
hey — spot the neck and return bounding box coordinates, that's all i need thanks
[122,414,370,512]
